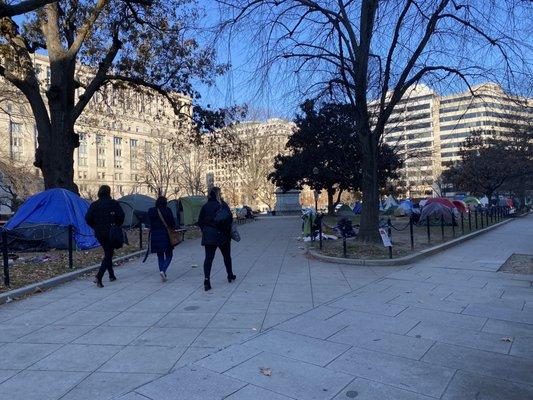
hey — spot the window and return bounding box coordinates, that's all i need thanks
[98,172,106,180]
[77,171,88,179]
[130,139,138,170]
[114,136,123,169]
[10,122,23,161]
[78,132,88,166]
[131,173,139,181]
[114,173,123,181]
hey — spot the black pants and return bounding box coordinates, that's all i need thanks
[96,245,115,281]
[203,242,233,280]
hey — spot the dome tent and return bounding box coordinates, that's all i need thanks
[464,196,481,207]
[336,204,355,217]
[381,195,398,214]
[419,202,455,225]
[118,194,155,227]
[4,188,99,250]
[452,200,468,214]
[394,199,414,216]
[169,196,207,226]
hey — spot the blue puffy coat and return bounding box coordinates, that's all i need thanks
[148,206,176,253]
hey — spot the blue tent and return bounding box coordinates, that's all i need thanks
[5,189,99,250]
[353,201,362,214]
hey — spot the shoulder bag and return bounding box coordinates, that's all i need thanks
[157,209,184,247]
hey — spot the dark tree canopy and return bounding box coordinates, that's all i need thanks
[0,0,56,18]
[269,100,402,214]
[0,0,238,192]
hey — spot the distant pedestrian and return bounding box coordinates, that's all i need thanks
[148,196,176,282]
[198,187,235,291]
[85,185,125,288]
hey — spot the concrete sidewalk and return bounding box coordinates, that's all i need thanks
[0,216,532,399]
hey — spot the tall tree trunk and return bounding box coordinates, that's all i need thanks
[359,136,381,243]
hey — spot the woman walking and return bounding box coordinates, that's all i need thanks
[198,187,236,291]
[85,185,125,288]
[148,196,176,282]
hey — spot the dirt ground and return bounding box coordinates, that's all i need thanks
[498,253,533,275]
[0,227,202,293]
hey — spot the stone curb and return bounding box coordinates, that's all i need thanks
[0,249,146,305]
[307,216,519,266]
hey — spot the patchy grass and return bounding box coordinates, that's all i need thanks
[0,226,202,293]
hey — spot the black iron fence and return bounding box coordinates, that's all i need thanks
[0,224,146,288]
[315,205,518,260]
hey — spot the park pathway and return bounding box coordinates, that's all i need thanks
[0,215,532,399]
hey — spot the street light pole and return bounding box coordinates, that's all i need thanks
[312,167,319,212]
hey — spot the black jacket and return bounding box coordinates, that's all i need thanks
[85,197,125,244]
[198,198,233,246]
[148,206,176,253]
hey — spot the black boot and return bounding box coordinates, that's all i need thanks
[204,279,212,291]
[227,274,237,283]
[94,278,104,288]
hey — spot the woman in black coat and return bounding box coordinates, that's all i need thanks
[148,196,176,282]
[198,186,235,291]
[85,185,125,288]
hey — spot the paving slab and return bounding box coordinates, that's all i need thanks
[243,329,350,366]
[225,384,293,399]
[73,326,147,346]
[329,326,434,360]
[276,315,348,339]
[482,318,533,337]
[422,342,533,386]
[15,324,94,344]
[407,321,512,354]
[333,378,434,399]
[225,352,354,400]
[29,344,123,372]
[0,342,61,369]
[0,370,88,400]
[463,303,533,324]
[328,347,455,398]
[396,306,487,330]
[441,370,533,400]
[99,345,185,374]
[131,327,201,347]
[194,344,262,373]
[61,372,159,400]
[136,366,246,400]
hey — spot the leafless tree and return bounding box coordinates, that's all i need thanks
[219,0,532,242]
[175,145,208,197]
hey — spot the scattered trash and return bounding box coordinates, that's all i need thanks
[5,296,12,303]
[191,264,198,268]
[252,328,257,331]
[259,367,272,377]
[298,246,305,250]
[33,287,43,294]
[501,337,513,343]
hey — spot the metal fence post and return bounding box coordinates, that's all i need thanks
[468,211,472,232]
[461,212,464,235]
[387,218,393,259]
[342,235,347,258]
[480,210,484,229]
[139,223,143,250]
[68,225,74,269]
[452,213,456,238]
[2,230,10,287]
[319,216,323,250]
[486,209,490,226]
[409,216,414,251]
[441,215,445,241]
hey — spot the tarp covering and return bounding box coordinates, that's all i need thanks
[395,199,414,217]
[383,195,398,210]
[419,202,455,225]
[177,196,207,226]
[336,204,355,216]
[452,200,468,214]
[353,201,362,214]
[480,196,489,206]
[118,194,155,227]
[5,188,99,250]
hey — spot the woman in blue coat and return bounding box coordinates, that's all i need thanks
[148,196,176,282]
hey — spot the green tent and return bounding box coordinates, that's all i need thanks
[464,196,481,206]
[336,204,355,217]
[118,194,156,227]
[174,196,207,226]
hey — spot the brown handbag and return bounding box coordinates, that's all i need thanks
[157,208,184,247]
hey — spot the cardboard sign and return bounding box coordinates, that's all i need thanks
[379,228,392,247]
